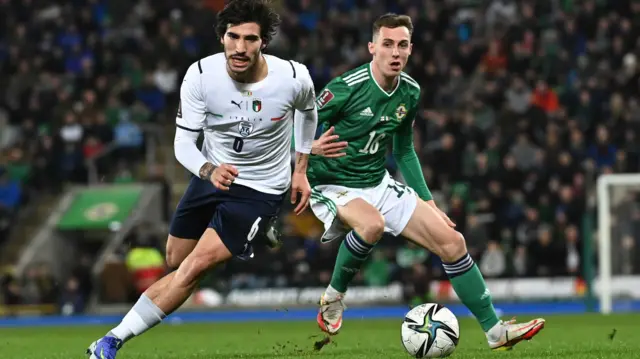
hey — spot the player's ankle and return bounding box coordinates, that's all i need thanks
[324,285,344,301]
[485,321,503,341]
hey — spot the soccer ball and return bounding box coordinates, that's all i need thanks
[401,303,460,358]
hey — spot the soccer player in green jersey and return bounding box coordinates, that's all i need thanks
[306,13,545,350]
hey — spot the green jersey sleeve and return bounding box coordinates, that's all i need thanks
[316,78,352,126]
[392,106,433,201]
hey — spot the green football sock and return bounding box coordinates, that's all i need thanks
[329,231,374,293]
[443,253,500,332]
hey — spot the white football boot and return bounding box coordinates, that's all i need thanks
[317,292,346,335]
[487,318,546,350]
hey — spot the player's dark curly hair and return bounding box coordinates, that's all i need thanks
[216,0,281,46]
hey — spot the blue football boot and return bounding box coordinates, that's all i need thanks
[86,336,122,359]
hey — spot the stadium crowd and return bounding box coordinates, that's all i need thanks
[2,0,640,311]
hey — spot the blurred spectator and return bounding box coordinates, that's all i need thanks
[505,76,532,115]
[531,79,559,114]
[0,167,21,243]
[114,117,144,165]
[465,215,489,260]
[479,241,506,278]
[1,273,22,307]
[0,111,19,150]
[59,277,86,316]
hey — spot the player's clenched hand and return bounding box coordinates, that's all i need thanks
[311,126,348,158]
[291,173,311,215]
[210,164,239,191]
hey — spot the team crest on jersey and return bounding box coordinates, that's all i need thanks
[316,89,334,109]
[238,121,254,137]
[252,99,262,112]
[395,104,407,121]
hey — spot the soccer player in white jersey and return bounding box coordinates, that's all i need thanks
[86,1,318,358]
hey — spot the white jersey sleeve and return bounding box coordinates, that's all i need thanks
[174,61,209,177]
[292,62,317,154]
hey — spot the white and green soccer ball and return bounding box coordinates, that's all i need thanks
[401,303,460,358]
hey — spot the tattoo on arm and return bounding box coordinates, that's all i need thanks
[199,162,216,180]
[294,153,309,174]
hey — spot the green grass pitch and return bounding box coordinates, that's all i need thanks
[0,314,637,358]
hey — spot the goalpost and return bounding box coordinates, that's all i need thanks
[596,173,640,314]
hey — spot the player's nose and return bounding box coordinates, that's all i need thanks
[236,41,247,53]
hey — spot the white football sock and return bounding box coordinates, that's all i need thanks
[108,294,166,343]
[486,320,504,341]
[324,285,344,301]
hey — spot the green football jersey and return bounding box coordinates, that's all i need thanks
[308,63,421,188]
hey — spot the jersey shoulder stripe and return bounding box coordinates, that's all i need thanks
[338,64,370,85]
[342,68,367,82]
[344,73,370,86]
[340,64,368,78]
[401,72,420,90]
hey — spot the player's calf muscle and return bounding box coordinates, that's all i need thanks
[174,229,232,287]
[144,272,176,300]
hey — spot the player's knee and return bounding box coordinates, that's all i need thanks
[165,242,179,269]
[435,231,467,263]
[165,236,186,268]
[165,249,182,269]
[356,213,385,244]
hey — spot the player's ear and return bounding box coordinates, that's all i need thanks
[368,42,375,56]
[409,43,413,55]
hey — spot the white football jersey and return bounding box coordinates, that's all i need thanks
[176,53,316,195]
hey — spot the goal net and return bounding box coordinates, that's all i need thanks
[597,174,640,314]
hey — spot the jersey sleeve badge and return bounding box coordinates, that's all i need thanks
[316,89,334,109]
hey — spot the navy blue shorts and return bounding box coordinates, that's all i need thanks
[169,176,284,256]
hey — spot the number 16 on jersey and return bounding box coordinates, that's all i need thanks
[359,131,385,155]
